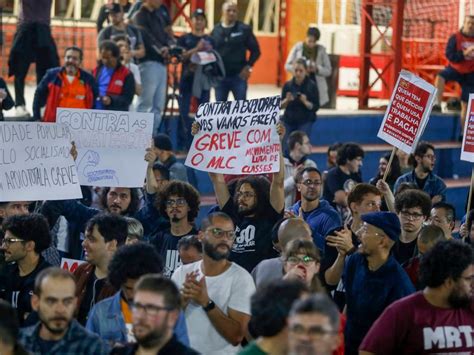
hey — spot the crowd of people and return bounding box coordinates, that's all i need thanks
[0,1,474,355]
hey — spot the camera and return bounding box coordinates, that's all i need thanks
[169,45,185,58]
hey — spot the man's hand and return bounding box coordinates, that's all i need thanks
[144,147,157,167]
[283,266,306,281]
[191,121,201,136]
[463,45,474,57]
[276,121,286,141]
[376,179,390,195]
[181,271,210,307]
[70,141,78,161]
[432,195,443,204]
[285,92,294,101]
[239,66,251,81]
[101,96,111,106]
[326,225,354,256]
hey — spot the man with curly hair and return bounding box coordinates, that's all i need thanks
[86,243,189,347]
[360,240,474,354]
[151,181,200,277]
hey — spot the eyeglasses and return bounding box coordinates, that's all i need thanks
[400,210,424,220]
[300,180,322,187]
[130,302,173,316]
[236,191,255,200]
[286,255,317,265]
[166,198,187,207]
[1,238,25,247]
[206,228,236,240]
[423,154,436,161]
[289,324,336,337]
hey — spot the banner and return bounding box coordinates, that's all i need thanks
[461,94,474,162]
[57,108,153,187]
[185,96,281,174]
[61,257,86,273]
[377,70,436,154]
[0,122,82,202]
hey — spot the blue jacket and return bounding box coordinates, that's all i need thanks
[394,170,447,201]
[291,199,341,252]
[86,291,190,347]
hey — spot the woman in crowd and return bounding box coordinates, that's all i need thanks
[285,26,332,107]
[370,152,402,190]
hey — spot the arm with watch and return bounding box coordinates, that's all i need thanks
[181,271,249,346]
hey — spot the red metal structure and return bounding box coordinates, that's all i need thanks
[358,0,404,109]
[163,0,206,25]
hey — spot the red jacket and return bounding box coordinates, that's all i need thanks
[93,64,135,111]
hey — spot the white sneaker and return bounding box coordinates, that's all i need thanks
[14,105,31,117]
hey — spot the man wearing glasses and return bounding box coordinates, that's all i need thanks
[0,214,51,326]
[394,141,447,203]
[343,211,415,355]
[394,189,432,264]
[172,212,255,355]
[290,167,341,253]
[151,181,200,277]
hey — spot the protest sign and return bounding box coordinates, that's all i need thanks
[185,96,281,174]
[461,94,474,162]
[61,257,86,273]
[377,70,436,154]
[57,108,153,187]
[0,122,82,202]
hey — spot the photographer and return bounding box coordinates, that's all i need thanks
[176,9,215,151]
[281,58,320,139]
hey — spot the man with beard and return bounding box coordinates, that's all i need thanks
[33,46,97,122]
[394,141,446,203]
[172,212,256,354]
[111,274,198,355]
[151,181,200,277]
[360,240,474,354]
[287,294,341,355]
[19,267,108,354]
[344,211,414,355]
[290,167,341,253]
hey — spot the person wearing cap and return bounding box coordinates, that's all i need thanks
[343,211,415,355]
[153,133,188,182]
[176,9,215,152]
[211,1,261,101]
[98,3,145,60]
[96,0,132,33]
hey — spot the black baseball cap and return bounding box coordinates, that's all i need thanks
[105,3,122,14]
[192,8,206,20]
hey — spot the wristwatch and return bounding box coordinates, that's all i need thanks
[203,300,216,312]
[247,65,253,72]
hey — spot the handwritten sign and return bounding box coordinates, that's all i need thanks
[185,96,281,174]
[377,70,436,154]
[61,257,86,273]
[461,94,474,162]
[0,122,82,202]
[57,108,153,187]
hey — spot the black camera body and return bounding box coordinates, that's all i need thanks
[169,46,185,58]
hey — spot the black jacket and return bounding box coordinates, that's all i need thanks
[281,76,320,124]
[211,21,260,77]
[0,78,15,120]
[111,335,200,355]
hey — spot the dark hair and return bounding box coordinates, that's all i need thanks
[327,142,342,155]
[290,294,340,331]
[395,182,418,196]
[306,26,321,41]
[0,299,19,346]
[395,189,432,217]
[135,274,181,310]
[419,240,474,287]
[85,213,128,246]
[100,187,141,215]
[34,267,76,296]
[177,235,202,252]
[108,243,163,289]
[2,214,51,254]
[418,225,446,245]
[432,202,456,223]
[200,212,234,231]
[347,183,382,210]
[336,143,365,166]
[114,34,131,47]
[234,176,272,217]
[295,166,322,183]
[378,152,401,185]
[288,131,309,151]
[65,45,83,61]
[157,181,200,222]
[294,58,308,69]
[99,40,121,58]
[250,279,308,337]
[152,162,170,180]
[412,141,435,168]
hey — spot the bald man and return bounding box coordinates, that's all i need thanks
[251,218,312,287]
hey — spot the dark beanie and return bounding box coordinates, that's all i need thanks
[361,212,401,242]
[153,134,172,151]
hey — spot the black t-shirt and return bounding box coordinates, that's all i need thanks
[415,175,428,190]
[78,274,105,325]
[177,33,214,80]
[0,257,50,326]
[222,199,281,272]
[38,338,59,354]
[393,238,418,265]
[323,167,362,205]
[151,227,198,278]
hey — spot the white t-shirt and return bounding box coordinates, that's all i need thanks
[172,260,255,355]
